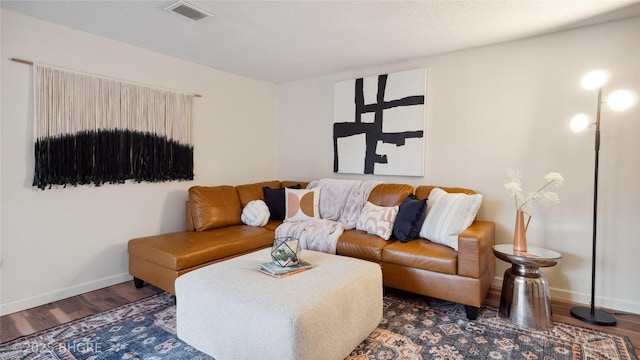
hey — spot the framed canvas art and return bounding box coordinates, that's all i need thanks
[333,68,426,176]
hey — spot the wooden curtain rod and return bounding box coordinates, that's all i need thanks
[10,57,203,98]
[11,57,33,65]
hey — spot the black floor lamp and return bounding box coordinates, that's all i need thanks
[569,70,634,326]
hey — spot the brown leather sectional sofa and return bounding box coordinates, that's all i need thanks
[128,180,495,319]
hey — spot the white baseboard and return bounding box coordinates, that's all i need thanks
[491,276,640,315]
[3,274,637,316]
[0,273,133,316]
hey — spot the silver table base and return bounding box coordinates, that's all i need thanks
[499,264,553,330]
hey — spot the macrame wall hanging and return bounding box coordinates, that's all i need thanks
[29,62,196,190]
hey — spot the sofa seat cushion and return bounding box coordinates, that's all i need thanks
[128,225,275,271]
[336,229,392,262]
[263,220,284,231]
[382,239,457,275]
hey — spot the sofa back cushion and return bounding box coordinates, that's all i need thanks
[368,184,414,207]
[414,185,475,200]
[281,180,308,189]
[188,186,242,231]
[236,181,281,208]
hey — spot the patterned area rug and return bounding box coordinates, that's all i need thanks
[352,290,637,360]
[1,289,636,360]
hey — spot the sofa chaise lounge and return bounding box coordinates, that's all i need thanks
[128,180,495,319]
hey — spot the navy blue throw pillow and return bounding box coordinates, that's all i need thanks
[263,184,301,220]
[393,195,427,243]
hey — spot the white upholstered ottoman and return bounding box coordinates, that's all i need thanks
[175,248,382,360]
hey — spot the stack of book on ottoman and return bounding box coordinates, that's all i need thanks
[259,260,313,278]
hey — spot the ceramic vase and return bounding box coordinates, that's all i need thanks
[513,210,531,253]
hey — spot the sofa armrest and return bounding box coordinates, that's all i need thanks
[457,221,495,278]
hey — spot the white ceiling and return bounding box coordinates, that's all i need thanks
[3,0,640,84]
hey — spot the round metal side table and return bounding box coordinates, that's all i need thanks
[492,244,562,330]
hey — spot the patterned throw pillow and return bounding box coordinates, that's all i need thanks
[284,187,321,222]
[419,187,482,251]
[356,201,399,240]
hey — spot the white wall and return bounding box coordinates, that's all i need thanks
[278,17,640,314]
[0,10,278,314]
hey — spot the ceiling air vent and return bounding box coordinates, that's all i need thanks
[165,1,214,21]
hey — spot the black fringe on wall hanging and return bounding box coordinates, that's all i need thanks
[33,130,193,189]
[32,64,194,190]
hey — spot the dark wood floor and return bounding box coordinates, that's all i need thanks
[2,282,639,355]
[1,281,163,343]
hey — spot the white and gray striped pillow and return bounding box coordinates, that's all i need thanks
[419,188,482,251]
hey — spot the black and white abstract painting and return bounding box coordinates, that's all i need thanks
[333,68,426,176]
